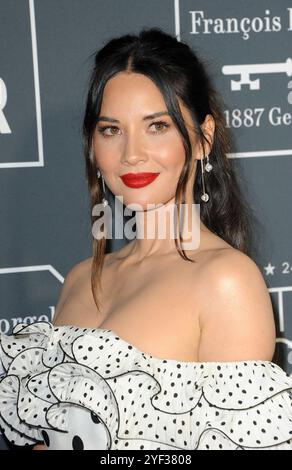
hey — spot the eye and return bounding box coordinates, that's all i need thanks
[97,125,120,137]
[149,121,170,133]
[96,121,170,137]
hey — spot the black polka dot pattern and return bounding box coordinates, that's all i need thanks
[41,430,50,447]
[0,321,292,450]
[72,435,84,450]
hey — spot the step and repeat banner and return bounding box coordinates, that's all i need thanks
[0,0,292,449]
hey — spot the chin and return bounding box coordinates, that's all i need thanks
[116,194,159,211]
[124,201,161,212]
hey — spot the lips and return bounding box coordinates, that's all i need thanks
[120,172,160,188]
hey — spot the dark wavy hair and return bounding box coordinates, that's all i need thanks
[82,27,258,313]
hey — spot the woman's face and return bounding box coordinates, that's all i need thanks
[92,71,210,211]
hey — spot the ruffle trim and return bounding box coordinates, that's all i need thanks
[0,321,292,449]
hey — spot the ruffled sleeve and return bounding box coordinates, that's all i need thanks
[195,360,292,449]
[0,322,65,446]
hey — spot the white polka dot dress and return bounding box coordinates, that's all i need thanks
[0,321,292,450]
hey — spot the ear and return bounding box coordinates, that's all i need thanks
[196,114,215,159]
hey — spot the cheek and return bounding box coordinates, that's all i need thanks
[153,136,185,171]
[93,140,118,172]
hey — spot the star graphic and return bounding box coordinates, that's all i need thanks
[264,262,276,275]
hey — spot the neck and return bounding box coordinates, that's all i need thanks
[126,195,202,262]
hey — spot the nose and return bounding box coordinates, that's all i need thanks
[120,133,148,166]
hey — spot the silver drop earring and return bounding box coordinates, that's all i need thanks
[89,148,94,164]
[96,169,109,207]
[91,147,108,206]
[200,154,212,202]
[204,154,213,173]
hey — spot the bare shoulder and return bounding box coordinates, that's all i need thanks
[197,247,276,362]
[52,256,93,325]
[61,256,93,295]
[201,247,270,300]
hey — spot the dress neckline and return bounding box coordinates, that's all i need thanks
[79,325,274,367]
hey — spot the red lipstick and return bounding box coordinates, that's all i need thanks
[120,172,160,188]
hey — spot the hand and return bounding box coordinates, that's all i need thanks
[33,443,47,450]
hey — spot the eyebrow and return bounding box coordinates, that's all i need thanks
[96,111,170,123]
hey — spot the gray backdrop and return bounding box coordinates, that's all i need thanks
[0,0,292,449]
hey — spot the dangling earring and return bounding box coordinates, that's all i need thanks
[89,148,94,163]
[204,154,213,173]
[97,169,108,207]
[200,154,212,202]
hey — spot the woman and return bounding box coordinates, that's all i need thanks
[1,27,292,450]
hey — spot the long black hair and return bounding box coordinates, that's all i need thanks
[82,27,258,312]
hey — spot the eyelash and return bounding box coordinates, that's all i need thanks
[97,121,170,137]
